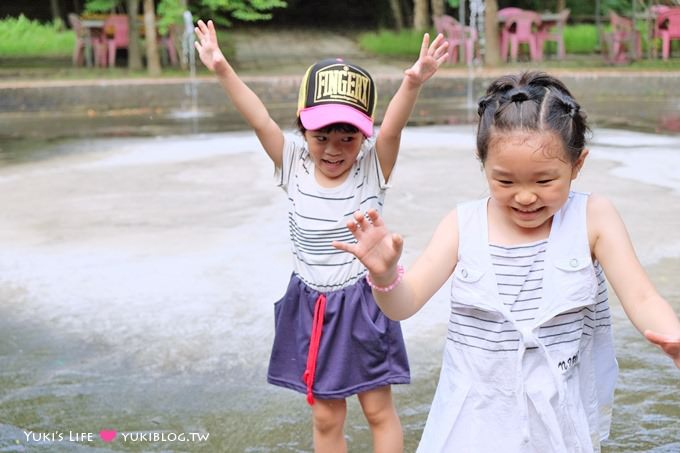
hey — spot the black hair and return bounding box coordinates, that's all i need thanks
[476,71,590,164]
[295,117,361,135]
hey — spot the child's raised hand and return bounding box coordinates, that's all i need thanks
[194,19,228,74]
[333,209,403,280]
[403,33,449,86]
[644,330,680,368]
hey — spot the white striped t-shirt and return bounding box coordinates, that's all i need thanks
[447,241,611,353]
[491,239,610,346]
[276,135,389,292]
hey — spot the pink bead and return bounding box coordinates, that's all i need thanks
[366,264,404,293]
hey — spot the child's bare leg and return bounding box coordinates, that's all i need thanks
[311,398,347,453]
[358,385,403,453]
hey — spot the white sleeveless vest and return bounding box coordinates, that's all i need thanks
[417,192,619,453]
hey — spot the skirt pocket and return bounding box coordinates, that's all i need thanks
[343,280,390,376]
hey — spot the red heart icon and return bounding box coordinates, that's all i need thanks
[99,430,117,443]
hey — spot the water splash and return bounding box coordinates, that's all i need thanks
[175,10,200,131]
[467,0,485,122]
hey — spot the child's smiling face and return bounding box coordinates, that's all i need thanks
[484,130,587,234]
[304,129,365,187]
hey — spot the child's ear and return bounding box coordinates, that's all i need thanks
[571,148,589,179]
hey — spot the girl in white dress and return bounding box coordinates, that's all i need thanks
[334,71,680,453]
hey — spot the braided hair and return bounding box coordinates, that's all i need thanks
[476,72,589,164]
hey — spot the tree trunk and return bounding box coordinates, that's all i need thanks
[484,0,500,67]
[50,0,62,24]
[557,0,566,12]
[413,0,430,31]
[389,0,404,31]
[430,0,445,18]
[143,0,161,76]
[127,0,143,71]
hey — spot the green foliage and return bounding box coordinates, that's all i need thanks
[84,0,287,29]
[0,15,74,57]
[84,0,120,13]
[358,29,436,58]
[563,24,598,54]
[199,0,287,25]
[360,24,611,58]
[156,0,185,34]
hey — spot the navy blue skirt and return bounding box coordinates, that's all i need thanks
[267,273,410,400]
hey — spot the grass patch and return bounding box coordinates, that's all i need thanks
[0,15,74,57]
[358,24,680,69]
[563,24,599,54]
[358,29,436,58]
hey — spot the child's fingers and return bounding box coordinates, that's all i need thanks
[207,19,217,36]
[365,208,383,227]
[353,210,372,229]
[332,240,356,254]
[433,40,449,60]
[435,53,449,67]
[195,19,207,34]
[429,33,445,53]
[392,233,404,255]
[419,32,430,58]
[644,330,680,366]
[194,26,204,41]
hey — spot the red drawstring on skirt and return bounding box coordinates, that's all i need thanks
[302,293,327,405]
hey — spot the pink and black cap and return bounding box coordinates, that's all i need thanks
[297,58,377,137]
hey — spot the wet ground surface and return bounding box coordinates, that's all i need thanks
[0,125,679,452]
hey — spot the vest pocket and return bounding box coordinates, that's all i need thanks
[552,256,597,303]
[453,263,485,283]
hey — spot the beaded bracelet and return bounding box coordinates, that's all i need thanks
[366,264,404,293]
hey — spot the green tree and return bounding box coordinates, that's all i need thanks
[144,0,161,75]
[85,0,287,73]
[485,0,500,66]
[127,0,143,70]
[198,0,287,26]
[413,0,429,30]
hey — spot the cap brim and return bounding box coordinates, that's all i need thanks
[299,104,374,137]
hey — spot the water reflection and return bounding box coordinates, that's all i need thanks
[0,123,678,452]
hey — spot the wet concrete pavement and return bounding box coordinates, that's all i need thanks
[0,126,679,452]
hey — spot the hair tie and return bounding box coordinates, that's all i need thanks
[507,88,530,103]
[477,95,493,117]
[568,105,579,118]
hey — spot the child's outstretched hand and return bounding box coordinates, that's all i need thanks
[194,19,229,74]
[404,33,449,86]
[644,330,680,368]
[333,209,403,281]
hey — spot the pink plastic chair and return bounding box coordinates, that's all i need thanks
[501,10,542,62]
[655,8,680,60]
[497,7,523,21]
[604,11,641,64]
[537,9,570,60]
[498,8,523,61]
[68,13,106,67]
[104,14,129,67]
[433,15,477,65]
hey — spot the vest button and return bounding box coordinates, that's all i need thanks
[569,258,579,268]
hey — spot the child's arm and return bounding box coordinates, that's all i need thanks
[589,194,680,367]
[332,209,458,320]
[375,33,449,182]
[195,19,284,167]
